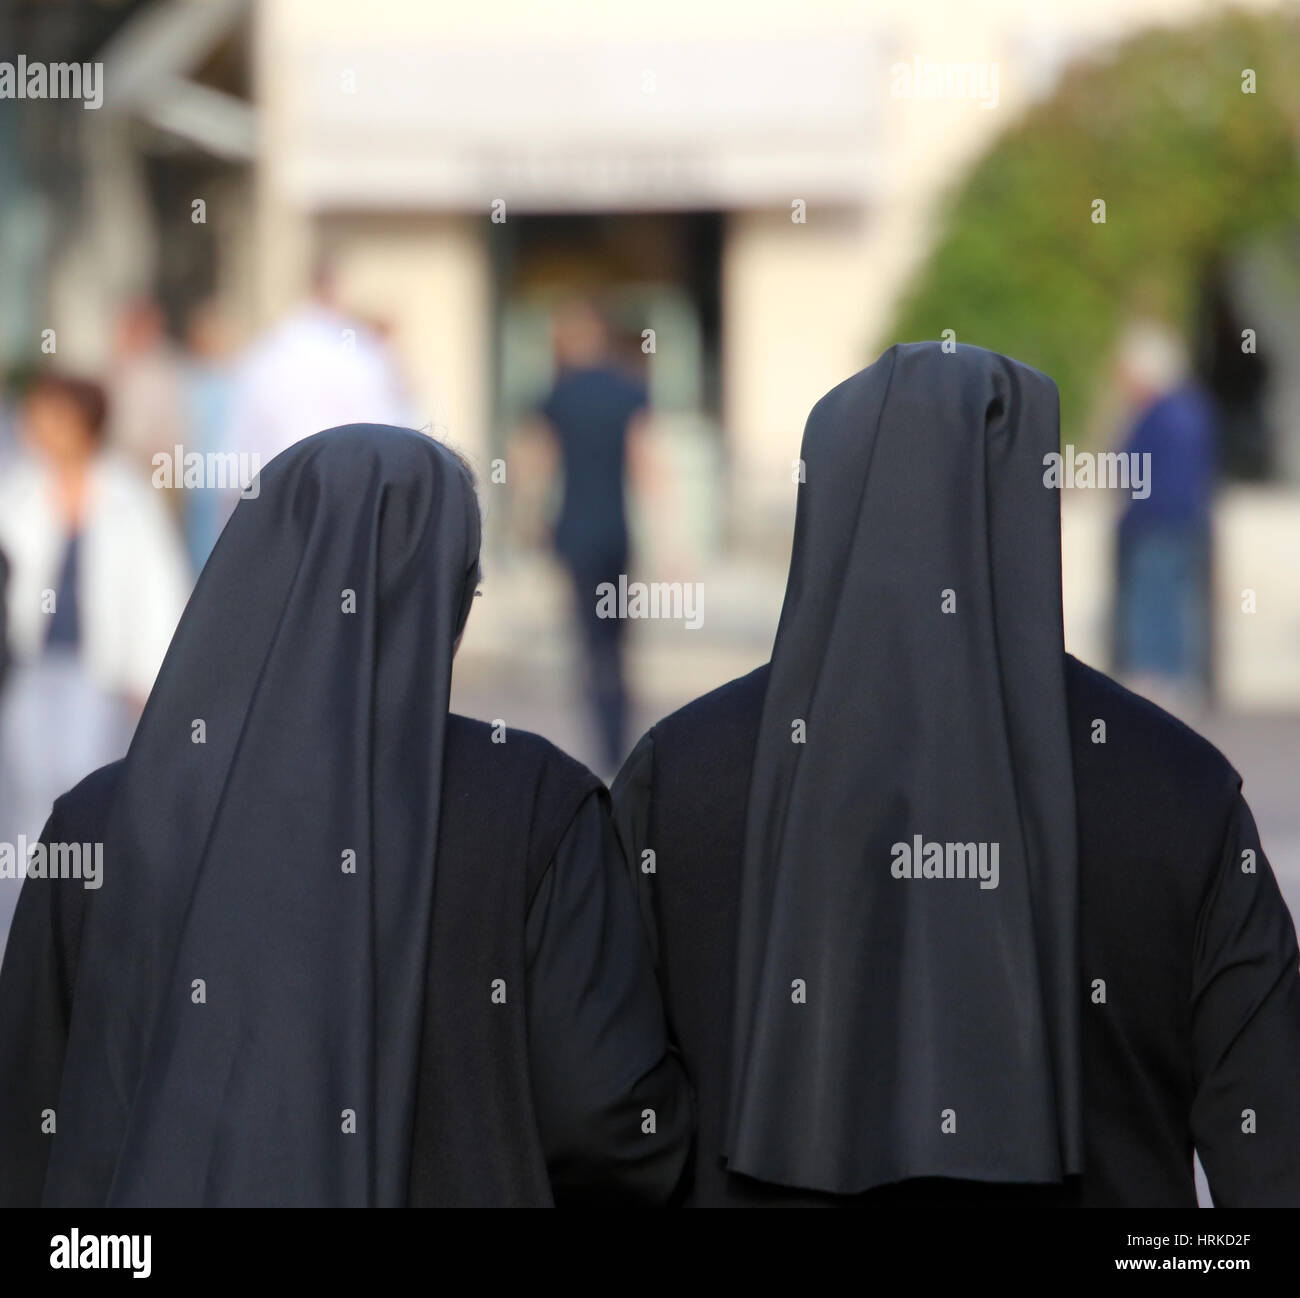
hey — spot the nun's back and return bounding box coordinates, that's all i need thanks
[613,655,1300,1207]
[0,715,690,1207]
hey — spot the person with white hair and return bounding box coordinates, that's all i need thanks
[1113,319,1217,709]
[224,258,417,468]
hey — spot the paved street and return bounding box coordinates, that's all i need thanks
[455,670,1300,922]
[454,617,1298,1212]
[452,557,1300,925]
[1197,711,1300,924]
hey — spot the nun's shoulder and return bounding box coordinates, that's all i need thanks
[444,712,600,807]
[650,663,768,744]
[630,664,770,787]
[1063,655,1242,816]
[45,760,126,840]
[443,715,604,896]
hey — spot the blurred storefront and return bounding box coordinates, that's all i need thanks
[5,0,1300,708]
[257,4,888,555]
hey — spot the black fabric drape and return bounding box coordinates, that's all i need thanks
[40,425,480,1207]
[726,343,1084,1194]
[614,654,1300,1206]
[3,717,695,1208]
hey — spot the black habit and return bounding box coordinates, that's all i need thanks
[614,659,1300,1208]
[613,345,1300,1207]
[0,425,689,1207]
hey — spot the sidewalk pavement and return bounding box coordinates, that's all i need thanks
[453,554,1300,922]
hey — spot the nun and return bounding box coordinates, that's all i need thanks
[612,342,1300,1207]
[0,425,690,1207]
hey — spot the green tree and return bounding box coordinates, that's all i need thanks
[888,10,1300,440]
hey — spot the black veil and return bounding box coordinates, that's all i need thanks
[727,343,1084,1194]
[44,425,480,1206]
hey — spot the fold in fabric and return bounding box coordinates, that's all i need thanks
[43,426,480,1207]
[727,343,1084,1194]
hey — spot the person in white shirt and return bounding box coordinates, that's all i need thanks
[0,374,190,952]
[106,298,191,477]
[225,262,416,466]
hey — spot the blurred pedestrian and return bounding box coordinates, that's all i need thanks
[180,299,237,570]
[106,297,190,482]
[1113,321,1217,709]
[535,299,651,775]
[0,374,190,953]
[225,256,416,465]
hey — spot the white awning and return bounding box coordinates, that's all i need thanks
[282,35,884,211]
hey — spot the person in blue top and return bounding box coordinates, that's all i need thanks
[537,300,650,774]
[1114,322,1218,708]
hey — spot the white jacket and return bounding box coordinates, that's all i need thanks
[0,452,191,701]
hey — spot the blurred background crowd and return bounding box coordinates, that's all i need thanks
[2,0,1300,966]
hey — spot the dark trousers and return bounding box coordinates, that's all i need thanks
[565,559,628,774]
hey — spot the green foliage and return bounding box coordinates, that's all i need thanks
[887,10,1300,441]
